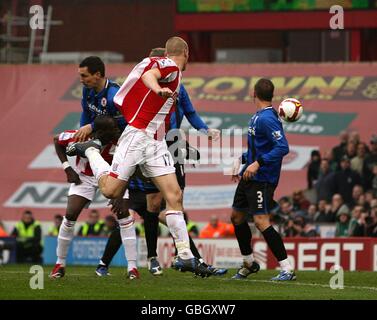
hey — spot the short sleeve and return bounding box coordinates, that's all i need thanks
[154,58,179,80]
[57,130,77,146]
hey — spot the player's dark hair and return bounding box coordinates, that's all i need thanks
[93,115,120,144]
[254,78,274,102]
[93,115,117,132]
[79,56,105,77]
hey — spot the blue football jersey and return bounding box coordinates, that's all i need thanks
[240,106,289,185]
[80,79,126,131]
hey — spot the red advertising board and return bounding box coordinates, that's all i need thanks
[151,238,377,271]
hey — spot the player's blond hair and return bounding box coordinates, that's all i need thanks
[165,37,188,56]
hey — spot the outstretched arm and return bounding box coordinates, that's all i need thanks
[179,85,208,131]
[179,85,220,140]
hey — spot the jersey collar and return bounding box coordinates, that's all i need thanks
[94,78,109,97]
[257,105,273,114]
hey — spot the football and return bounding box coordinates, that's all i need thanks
[278,98,303,122]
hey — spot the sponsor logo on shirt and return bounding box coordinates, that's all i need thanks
[272,130,282,140]
[88,103,107,115]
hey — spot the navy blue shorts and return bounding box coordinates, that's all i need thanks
[232,179,277,215]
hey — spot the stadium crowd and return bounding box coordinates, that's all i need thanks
[271,131,377,238]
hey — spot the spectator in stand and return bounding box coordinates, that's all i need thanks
[348,205,363,236]
[322,149,338,172]
[371,164,377,198]
[77,210,105,237]
[292,190,311,212]
[353,207,377,237]
[365,135,377,179]
[351,210,371,237]
[48,214,63,236]
[349,131,361,146]
[0,221,8,237]
[306,204,318,223]
[366,208,377,237]
[331,131,348,168]
[307,150,321,189]
[335,210,351,237]
[365,190,374,205]
[315,158,335,203]
[199,215,235,238]
[276,199,295,222]
[349,185,364,209]
[332,155,362,206]
[314,199,334,222]
[270,197,291,225]
[370,198,377,209]
[351,142,371,189]
[356,193,369,212]
[345,141,357,160]
[283,218,296,237]
[329,194,350,223]
[283,216,318,237]
[11,210,43,263]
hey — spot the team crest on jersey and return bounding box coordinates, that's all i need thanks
[112,163,118,172]
[272,130,282,140]
[248,127,256,136]
[101,97,107,107]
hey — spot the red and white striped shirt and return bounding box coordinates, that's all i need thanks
[57,130,115,176]
[114,57,181,140]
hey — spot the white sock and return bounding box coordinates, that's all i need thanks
[243,254,255,266]
[118,216,137,272]
[165,211,194,259]
[279,258,293,272]
[56,217,76,267]
[85,147,110,181]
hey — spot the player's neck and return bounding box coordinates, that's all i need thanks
[168,56,185,71]
[94,78,107,93]
[257,101,272,110]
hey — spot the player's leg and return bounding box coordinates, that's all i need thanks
[145,191,163,275]
[251,182,295,281]
[109,190,139,279]
[231,179,260,279]
[151,174,210,277]
[96,188,144,277]
[254,214,295,281]
[96,227,122,276]
[50,191,90,278]
[151,174,189,253]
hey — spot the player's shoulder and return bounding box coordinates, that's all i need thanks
[57,130,78,144]
[108,79,120,89]
[151,56,178,69]
[107,80,120,99]
[259,107,280,123]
